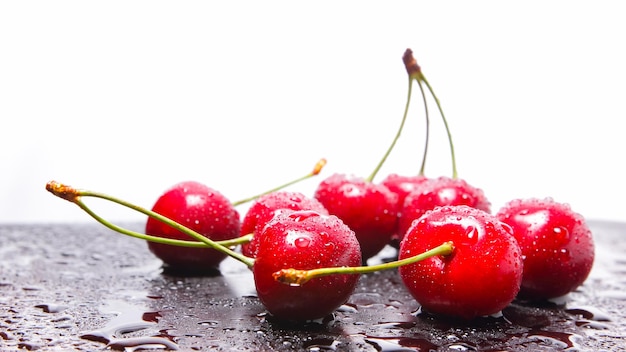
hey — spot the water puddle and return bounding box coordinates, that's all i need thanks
[80,299,178,351]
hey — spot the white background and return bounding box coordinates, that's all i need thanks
[1,1,625,225]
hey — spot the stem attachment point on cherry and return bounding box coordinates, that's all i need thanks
[273,241,455,286]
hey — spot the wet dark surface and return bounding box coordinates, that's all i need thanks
[1,220,625,351]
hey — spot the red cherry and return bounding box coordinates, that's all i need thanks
[240,191,329,258]
[143,160,328,271]
[380,173,430,244]
[314,173,399,261]
[145,181,241,272]
[397,176,491,242]
[398,205,523,320]
[495,198,595,300]
[381,174,430,207]
[253,210,362,322]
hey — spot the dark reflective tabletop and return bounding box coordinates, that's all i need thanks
[1,220,624,351]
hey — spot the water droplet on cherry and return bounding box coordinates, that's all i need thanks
[288,210,321,222]
[295,237,311,248]
[553,226,570,243]
[465,226,477,239]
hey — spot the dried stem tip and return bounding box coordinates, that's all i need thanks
[312,158,327,175]
[45,181,80,203]
[403,48,422,78]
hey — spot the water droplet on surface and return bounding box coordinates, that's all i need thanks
[35,303,68,313]
[446,342,477,351]
[80,299,178,350]
[304,337,340,351]
[526,330,580,349]
[365,336,438,352]
[337,304,358,313]
[566,305,612,321]
[198,320,219,326]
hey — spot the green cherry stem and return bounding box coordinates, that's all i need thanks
[403,48,431,177]
[404,48,458,179]
[365,68,411,183]
[403,49,458,178]
[420,75,457,179]
[231,158,327,206]
[273,241,455,286]
[216,234,253,247]
[416,80,430,176]
[45,181,255,267]
[76,203,252,248]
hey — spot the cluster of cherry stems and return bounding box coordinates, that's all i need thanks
[46,49,595,323]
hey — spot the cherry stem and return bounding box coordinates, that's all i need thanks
[403,48,457,179]
[416,78,430,176]
[403,48,430,177]
[75,200,252,248]
[231,158,327,206]
[45,181,256,267]
[365,77,411,183]
[420,74,457,179]
[273,241,454,286]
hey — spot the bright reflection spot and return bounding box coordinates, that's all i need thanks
[185,194,205,207]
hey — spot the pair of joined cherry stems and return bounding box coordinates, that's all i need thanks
[45,179,454,285]
[311,48,490,264]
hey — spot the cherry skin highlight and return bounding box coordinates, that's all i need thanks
[145,181,241,272]
[495,197,595,301]
[398,205,523,320]
[314,173,399,262]
[397,176,491,243]
[240,191,329,258]
[253,210,362,322]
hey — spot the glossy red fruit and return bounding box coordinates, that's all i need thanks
[381,174,430,208]
[145,181,241,272]
[314,173,399,261]
[495,198,595,300]
[380,173,430,245]
[398,205,523,320]
[240,191,329,258]
[397,176,491,243]
[253,210,362,322]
